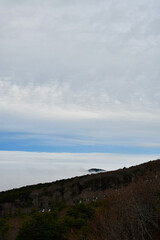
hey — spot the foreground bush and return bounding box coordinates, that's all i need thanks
[16,203,95,240]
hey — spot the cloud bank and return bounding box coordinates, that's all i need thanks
[0,151,160,191]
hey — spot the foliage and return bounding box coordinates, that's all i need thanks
[16,212,65,240]
[16,202,96,240]
[0,182,53,205]
[0,188,32,205]
[0,218,10,238]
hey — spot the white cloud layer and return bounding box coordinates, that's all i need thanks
[0,151,160,191]
[0,0,160,147]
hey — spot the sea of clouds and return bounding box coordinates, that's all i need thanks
[1,151,160,191]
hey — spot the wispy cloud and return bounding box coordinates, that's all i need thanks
[0,0,160,151]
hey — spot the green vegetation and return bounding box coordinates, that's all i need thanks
[0,188,32,205]
[16,202,96,240]
[0,218,10,239]
[16,212,64,240]
[0,182,54,205]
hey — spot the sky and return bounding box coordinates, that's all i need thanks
[0,1,160,190]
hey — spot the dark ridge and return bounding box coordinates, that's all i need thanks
[0,159,160,217]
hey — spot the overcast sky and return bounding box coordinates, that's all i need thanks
[0,0,160,153]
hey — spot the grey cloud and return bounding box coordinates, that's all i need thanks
[0,0,160,148]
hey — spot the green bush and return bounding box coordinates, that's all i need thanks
[16,202,96,240]
[16,212,66,240]
[0,218,10,237]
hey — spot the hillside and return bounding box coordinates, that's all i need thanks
[1,159,160,240]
